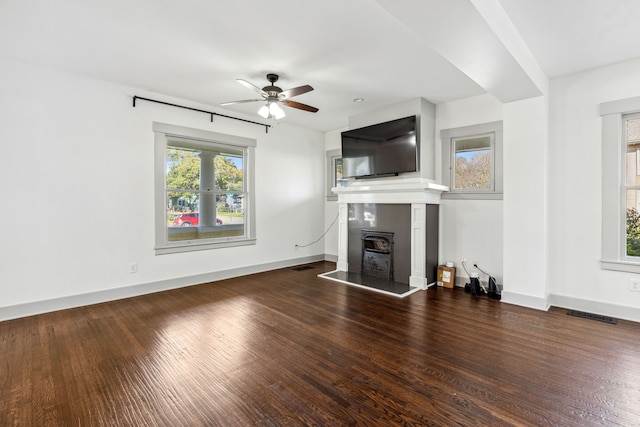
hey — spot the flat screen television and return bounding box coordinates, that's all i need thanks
[341,115,418,179]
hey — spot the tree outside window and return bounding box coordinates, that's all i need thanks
[454,135,492,190]
[440,121,502,200]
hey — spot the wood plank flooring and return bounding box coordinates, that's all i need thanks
[1,261,639,426]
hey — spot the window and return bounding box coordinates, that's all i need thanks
[600,96,640,272]
[625,114,640,257]
[153,122,256,254]
[453,134,493,191]
[441,121,503,199]
[326,148,348,201]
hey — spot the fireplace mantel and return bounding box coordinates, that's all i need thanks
[332,180,448,204]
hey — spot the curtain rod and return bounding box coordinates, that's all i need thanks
[132,96,271,133]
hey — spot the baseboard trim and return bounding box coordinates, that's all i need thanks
[324,254,338,263]
[501,290,550,311]
[549,293,640,323]
[0,255,325,322]
[11,257,635,325]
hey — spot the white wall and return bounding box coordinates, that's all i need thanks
[502,96,549,309]
[0,59,326,320]
[324,129,343,260]
[547,58,640,321]
[435,94,504,284]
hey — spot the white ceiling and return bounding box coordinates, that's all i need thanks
[497,0,640,78]
[2,0,640,132]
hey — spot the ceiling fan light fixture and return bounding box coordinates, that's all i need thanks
[269,102,286,120]
[257,104,270,119]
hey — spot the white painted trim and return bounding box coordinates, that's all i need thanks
[318,270,422,298]
[599,96,640,116]
[336,203,349,271]
[441,121,503,199]
[152,121,257,147]
[0,255,324,322]
[324,254,338,263]
[601,113,623,263]
[333,180,447,204]
[549,293,640,324]
[409,276,428,289]
[601,259,640,273]
[155,238,257,255]
[410,203,427,289]
[500,290,550,311]
[326,148,342,201]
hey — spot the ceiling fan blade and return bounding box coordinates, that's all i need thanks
[280,84,314,99]
[236,79,267,97]
[281,99,319,113]
[220,99,263,106]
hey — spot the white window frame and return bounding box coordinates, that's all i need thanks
[440,121,503,200]
[326,148,348,201]
[600,96,640,272]
[153,122,256,255]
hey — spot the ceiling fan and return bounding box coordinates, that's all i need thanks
[221,73,319,120]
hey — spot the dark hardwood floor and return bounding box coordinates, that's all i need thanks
[1,261,639,426]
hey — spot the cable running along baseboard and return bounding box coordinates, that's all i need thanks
[132,96,271,133]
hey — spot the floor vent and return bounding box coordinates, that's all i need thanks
[567,310,617,324]
[292,265,314,271]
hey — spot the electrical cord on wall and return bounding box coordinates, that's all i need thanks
[294,213,339,248]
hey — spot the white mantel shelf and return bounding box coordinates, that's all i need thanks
[332,181,449,204]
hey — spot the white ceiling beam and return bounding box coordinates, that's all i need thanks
[375,0,544,102]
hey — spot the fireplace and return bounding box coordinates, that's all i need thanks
[319,180,445,296]
[361,230,394,281]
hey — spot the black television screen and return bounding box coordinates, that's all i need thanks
[341,115,418,178]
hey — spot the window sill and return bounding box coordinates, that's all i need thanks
[600,259,640,273]
[155,238,256,255]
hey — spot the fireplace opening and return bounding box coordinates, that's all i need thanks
[361,230,394,281]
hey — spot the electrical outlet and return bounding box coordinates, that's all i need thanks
[630,279,640,292]
[129,263,138,274]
